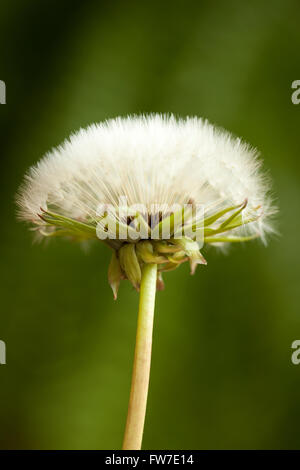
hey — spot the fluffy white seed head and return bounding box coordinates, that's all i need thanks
[17,114,274,243]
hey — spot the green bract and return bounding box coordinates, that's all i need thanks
[37,200,260,298]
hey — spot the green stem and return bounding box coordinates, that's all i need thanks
[122,263,158,450]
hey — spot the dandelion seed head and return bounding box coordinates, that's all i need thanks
[17,114,275,242]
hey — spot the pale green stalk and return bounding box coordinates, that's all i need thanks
[122,263,157,450]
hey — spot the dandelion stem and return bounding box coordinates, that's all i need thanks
[122,263,157,450]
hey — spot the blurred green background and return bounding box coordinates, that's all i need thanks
[0,0,300,450]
